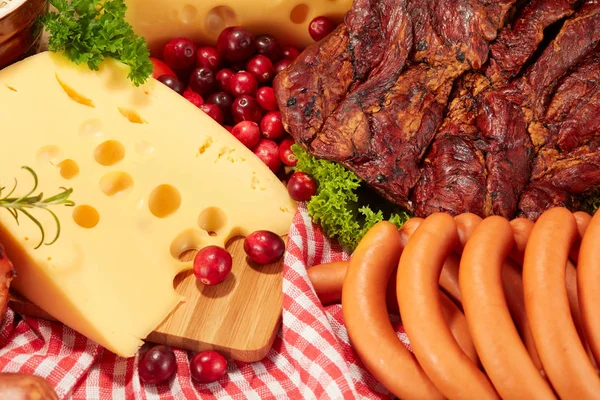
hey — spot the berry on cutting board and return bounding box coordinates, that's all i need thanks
[231,121,261,149]
[196,46,221,72]
[256,87,278,111]
[255,34,282,62]
[260,111,285,141]
[279,137,298,166]
[138,345,177,384]
[183,89,204,108]
[217,26,256,62]
[232,95,262,124]
[157,75,185,95]
[193,246,232,286]
[163,37,197,70]
[309,16,337,42]
[246,55,274,84]
[287,172,318,202]
[243,230,285,265]
[199,104,224,125]
[190,351,228,384]
[253,139,281,173]
[150,57,176,79]
[189,67,217,96]
[230,71,258,97]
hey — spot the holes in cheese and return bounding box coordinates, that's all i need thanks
[55,74,95,108]
[170,229,204,260]
[36,146,63,165]
[148,184,182,218]
[79,119,104,139]
[99,172,134,196]
[290,4,309,24]
[57,159,80,180]
[94,140,126,166]
[180,4,199,23]
[205,5,238,33]
[72,205,100,229]
[118,107,147,124]
[198,207,227,236]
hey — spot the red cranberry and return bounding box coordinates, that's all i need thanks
[157,75,184,95]
[253,139,281,173]
[230,71,258,97]
[260,111,285,140]
[183,89,204,107]
[190,351,228,383]
[163,37,197,70]
[189,67,217,96]
[193,246,232,286]
[287,172,318,201]
[274,59,292,74]
[232,95,262,123]
[231,121,261,149]
[196,46,221,72]
[279,137,298,166]
[282,46,300,60]
[216,68,235,93]
[246,55,274,84]
[150,57,176,79]
[243,230,285,265]
[207,92,233,121]
[309,16,337,42]
[224,125,233,132]
[138,345,177,384]
[256,87,278,111]
[230,61,247,72]
[199,104,224,125]
[255,35,282,62]
[217,26,256,62]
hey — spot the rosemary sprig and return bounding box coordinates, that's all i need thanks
[0,167,75,249]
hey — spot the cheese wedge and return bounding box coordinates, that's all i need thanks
[0,52,297,357]
[124,0,352,55]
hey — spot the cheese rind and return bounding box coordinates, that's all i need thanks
[0,52,297,357]
[124,0,352,55]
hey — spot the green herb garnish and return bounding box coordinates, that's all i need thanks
[293,144,411,251]
[40,0,153,86]
[1,167,75,249]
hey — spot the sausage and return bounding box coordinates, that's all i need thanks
[577,209,600,366]
[460,216,556,399]
[0,373,58,400]
[439,290,479,364]
[509,218,534,265]
[454,213,483,253]
[523,207,600,398]
[399,217,424,246]
[397,213,499,400]
[500,257,544,373]
[0,245,16,321]
[439,252,462,306]
[571,211,592,264]
[342,221,443,399]
[307,260,348,305]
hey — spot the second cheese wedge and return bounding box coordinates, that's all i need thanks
[0,52,297,357]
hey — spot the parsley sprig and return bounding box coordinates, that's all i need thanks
[0,167,75,249]
[40,0,153,86]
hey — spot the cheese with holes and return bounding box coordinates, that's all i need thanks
[0,51,297,357]
[124,0,352,55]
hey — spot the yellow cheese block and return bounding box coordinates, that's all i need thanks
[0,51,297,357]
[124,0,352,55]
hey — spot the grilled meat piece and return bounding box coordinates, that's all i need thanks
[0,245,16,320]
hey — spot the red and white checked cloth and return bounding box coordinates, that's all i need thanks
[0,204,408,399]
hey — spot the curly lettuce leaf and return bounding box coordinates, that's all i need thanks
[293,144,411,251]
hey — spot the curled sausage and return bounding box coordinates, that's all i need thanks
[399,217,424,246]
[523,207,600,398]
[439,290,478,364]
[307,261,348,305]
[571,211,592,264]
[460,216,555,399]
[578,210,600,366]
[0,244,16,321]
[509,218,534,265]
[342,221,443,399]
[454,213,483,252]
[397,213,499,400]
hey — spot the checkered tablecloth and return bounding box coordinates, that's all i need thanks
[0,204,407,399]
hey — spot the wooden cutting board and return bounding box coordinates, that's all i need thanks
[9,236,284,362]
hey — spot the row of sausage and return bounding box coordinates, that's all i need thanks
[308,207,600,399]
